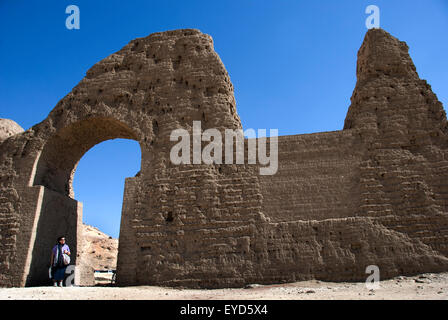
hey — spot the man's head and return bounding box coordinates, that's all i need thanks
[57,236,66,244]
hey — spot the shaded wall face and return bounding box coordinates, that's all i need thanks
[0,134,48,287]
[25,188,81,286]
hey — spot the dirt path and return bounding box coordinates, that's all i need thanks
[1,272,447,300]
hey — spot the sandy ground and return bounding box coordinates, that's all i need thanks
[1,272,447,300]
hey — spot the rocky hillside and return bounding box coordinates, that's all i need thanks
[79,224,118,271]
[0,118,24,141]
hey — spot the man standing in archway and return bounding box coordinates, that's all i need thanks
[50,236,71,287]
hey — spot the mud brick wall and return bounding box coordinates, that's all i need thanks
[344,29,448,259]
[0,28,447,288]
[259,130,365,222]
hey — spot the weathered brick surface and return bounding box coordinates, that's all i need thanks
[0,28,447,288]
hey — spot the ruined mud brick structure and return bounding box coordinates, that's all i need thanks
[1,28,448,288]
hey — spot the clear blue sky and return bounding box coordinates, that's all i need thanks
[1,1,447,238]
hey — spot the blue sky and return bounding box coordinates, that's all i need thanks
[1,1,447,238]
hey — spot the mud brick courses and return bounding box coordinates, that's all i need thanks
[0,28,447,288]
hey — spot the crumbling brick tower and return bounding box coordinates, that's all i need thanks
[0,28,447,288]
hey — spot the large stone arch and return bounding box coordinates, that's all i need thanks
[0,29,266,287]
[32,117,142,198]
[25,116,144,286]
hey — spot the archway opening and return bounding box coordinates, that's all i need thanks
[27,117,143,286]
[32,117,140,197]
[73,138,141,285]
